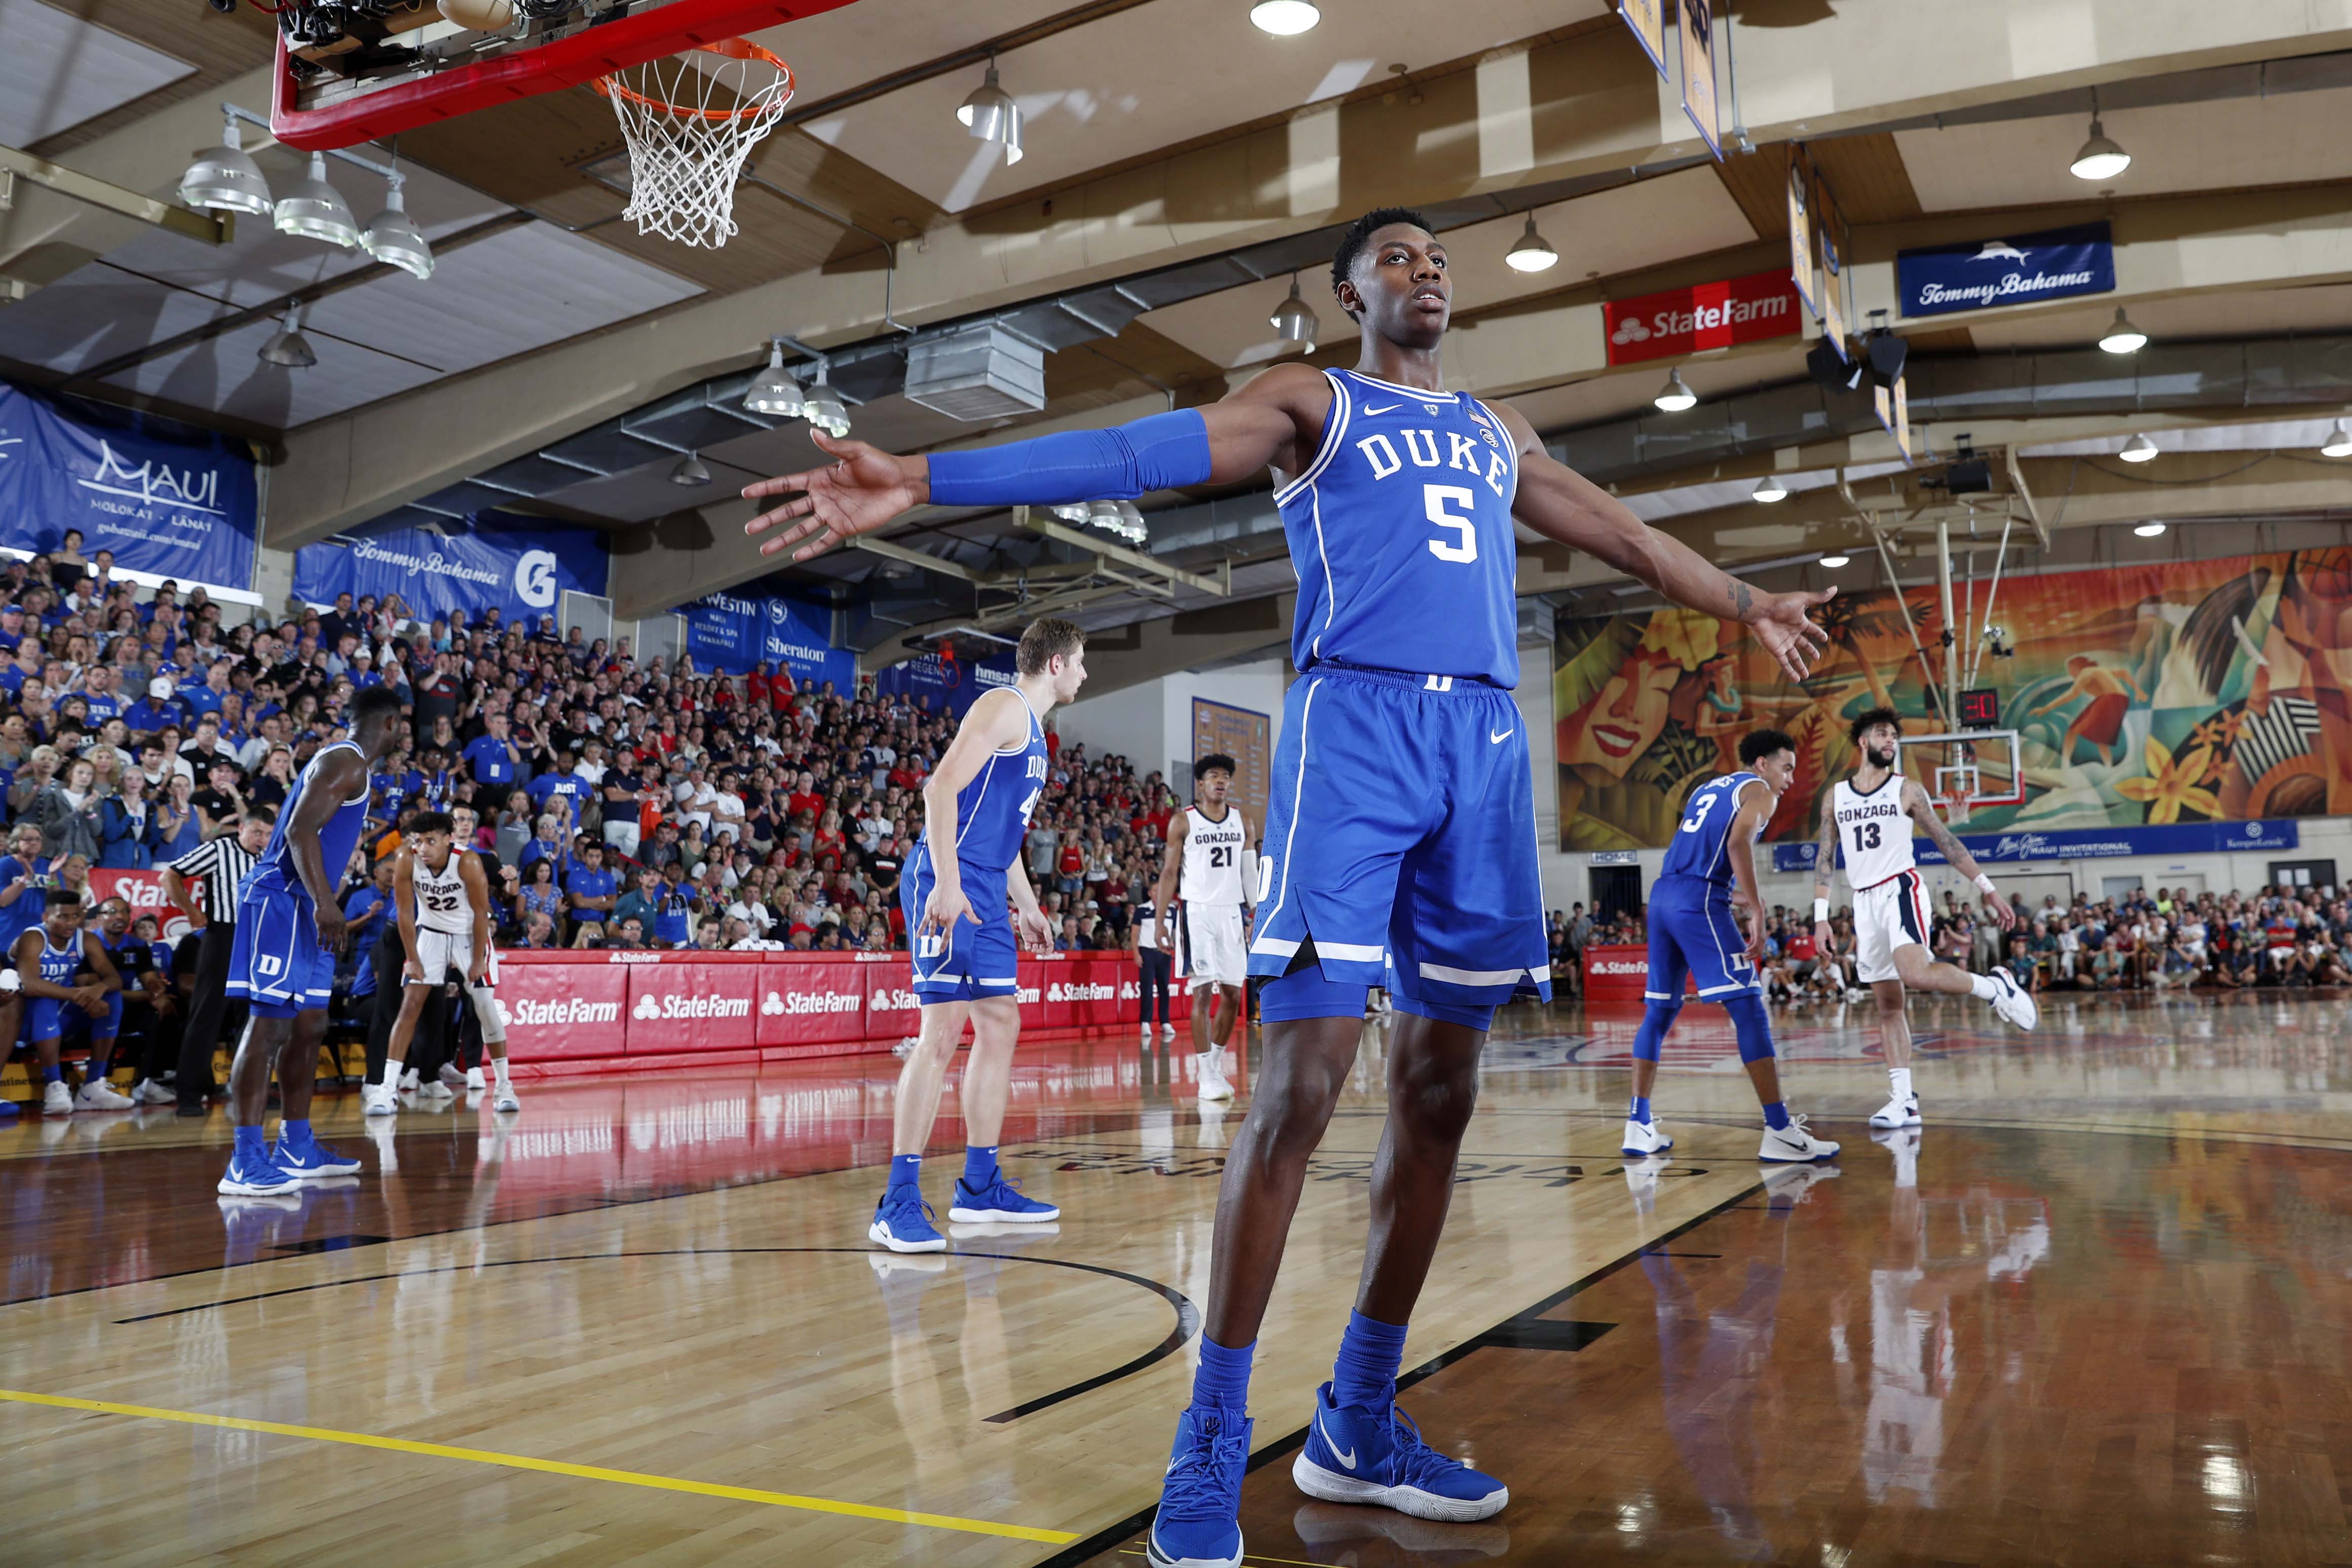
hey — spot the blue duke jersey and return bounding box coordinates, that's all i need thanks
[1275,369,1522,688]
[24,927,88,1040]
[903,688,1046,1003]
[231,738,374,1017]
[1659,773,1765,886]
[248,740,371,901]
[923,689,1046,876]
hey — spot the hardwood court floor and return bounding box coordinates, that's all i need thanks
[7,990,2352,1565]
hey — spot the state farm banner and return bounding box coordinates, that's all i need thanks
[1584,944,1699,1002]
[756,955,865,1046]
[625,952,760,1053]
[859,951,921,1041]
[88,869,194,942]
[1604,270,1800,366]
[498,952,630,1057]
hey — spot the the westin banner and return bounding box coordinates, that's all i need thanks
[1897,222,2114,318]
[1604,270,1802,366]
[0,383,258,593]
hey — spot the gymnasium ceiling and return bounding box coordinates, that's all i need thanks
[6,0,2352,672]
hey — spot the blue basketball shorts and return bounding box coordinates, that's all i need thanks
[1644,874,1758,1002]
[226,882,335,1018]
[24,993,117,1042]
[1248,664,1549,1009]
[901,847,1018,1004]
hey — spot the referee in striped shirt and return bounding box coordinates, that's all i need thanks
[160,810,273,1118]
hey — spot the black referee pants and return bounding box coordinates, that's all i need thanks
[174,924,244,1111]
[1137,945,1172,1026]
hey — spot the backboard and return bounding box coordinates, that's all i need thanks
[269,0,858,150]
[1900,729,2023,825]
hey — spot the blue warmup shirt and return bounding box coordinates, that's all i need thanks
[463,735,520,787]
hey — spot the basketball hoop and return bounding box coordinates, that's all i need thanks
[591,37,794,248]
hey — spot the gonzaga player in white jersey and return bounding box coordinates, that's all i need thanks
[739,207,1835,1568]
[1814,708,2037,1132]
[365,811,518,1117]
[1153,751,1253,1103]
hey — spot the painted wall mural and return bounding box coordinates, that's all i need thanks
[1554,548,2352,851]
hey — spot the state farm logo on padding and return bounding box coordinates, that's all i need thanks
[1046,979,1117,1003]
[870,985,920,1012]
[633,990,753,1021]
[764,987,859,1016]
[1591,960,1648,975]
[499,996,622,1028]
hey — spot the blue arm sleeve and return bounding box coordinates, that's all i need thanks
[925,408,1213,507]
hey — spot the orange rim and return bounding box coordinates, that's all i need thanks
[591,37,793,122]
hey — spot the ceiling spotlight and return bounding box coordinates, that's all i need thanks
[2321,418,2352,458]
[1505,213,1558,273]
[179,110,273,217]
[2097,307,2147,355]
[670,451,712,486]
[256,303,316,368]
[2133,521,2167,537]
[957,61,1023,165]
[2069,116,2131,181]
[273,152,360,248]
[360,171,433,281]
[1752,476,1789,504]
[1270,274,1319,349]
[1819,553,1850,568]
[2119,432,2159,463]
[743,339,806,418]
[803,362,850,438]
[1248,0,1320,33]
[1653,368,1697,412]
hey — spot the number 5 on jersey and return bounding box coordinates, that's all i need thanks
[1424,484,1477,563]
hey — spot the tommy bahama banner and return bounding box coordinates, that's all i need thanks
[1556,549,2352,852]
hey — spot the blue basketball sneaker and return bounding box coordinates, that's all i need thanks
[217,1148,298,1198]
[273,1134,363,1180]
[949,1169,1059,1223]
[868,1186,946,1253]
[1146,1403,1251,1568]
[1291,1381,1507,1521]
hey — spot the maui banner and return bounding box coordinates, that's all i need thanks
[1772,818,2301,874]
[1898,222,2113,319]
[0,383,258,594]
[1557,549,2352,851]
[294,513,609,628]
[874,645,1020,715]
[682,590,853,685]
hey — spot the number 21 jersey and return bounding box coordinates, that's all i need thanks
[1273,368,1522,688]
[1831,776,1914,889]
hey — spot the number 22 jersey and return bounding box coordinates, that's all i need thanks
[1273,368,1522,687]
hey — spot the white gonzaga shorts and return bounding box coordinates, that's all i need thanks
[1853,869,1932,984]
[412,927,498,989]
[1182,903,1246,991]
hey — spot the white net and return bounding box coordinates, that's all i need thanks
[593,41,793,249]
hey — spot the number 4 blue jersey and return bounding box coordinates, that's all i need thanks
[1274,368,1523,687]
[923,686,1046,876]
[1659,772,1764,887]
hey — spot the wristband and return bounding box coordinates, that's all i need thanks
[926,408,1212,507]
[1974,873,1998,896]
[1812,898,1829,923]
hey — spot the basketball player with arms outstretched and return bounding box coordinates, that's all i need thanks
[1154,752,1252,1103]
[1621,730,1838,1164]
[365,811,519,1117]
[740,208,1832,1568]
[1814,708,2037,1132]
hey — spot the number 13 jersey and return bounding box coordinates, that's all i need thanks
[1831,776,1914,889]
[1275,368,1522,687]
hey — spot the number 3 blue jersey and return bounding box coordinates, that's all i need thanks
[922,686,1045,876]
[1659,771,1763,887]
[1274,368,1522,688]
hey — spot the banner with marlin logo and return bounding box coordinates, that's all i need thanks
[1897,222,2114,319]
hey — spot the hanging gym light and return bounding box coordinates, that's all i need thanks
[273,152,361,248]
[803,362,851,437]
[2069,115,2131,181]
[1504,213,1558,273]
[360,171,434,281]
[1248,1,1319,34]
[670,451,712,486]
[1752,476,1789,503]
[957,61,1023,165]
[257,303,317,369]
[2097,307,2147,355]
[1819,553,1850,568]
[1653,368,1697,412]
[179,109,273,217]
[743,339,806,418]
[2133,521,2167,537]
[1270,274,1319,349]
[2118,432,2159,463]
[2321,419,2352,458]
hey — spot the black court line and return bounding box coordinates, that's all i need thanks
[111,1246,1197,1426]
[1023,1174,1767,1568]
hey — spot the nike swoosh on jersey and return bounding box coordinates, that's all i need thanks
[1362,402,1404,415]
[1316,1410,1357,1470]
[1490,728,1514,744]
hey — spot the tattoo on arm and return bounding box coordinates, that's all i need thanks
[1906,782,1978,874]
[1813,797,1839,898]
[1728,579,1755,623]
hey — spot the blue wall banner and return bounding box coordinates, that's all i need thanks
[1772,817,2302,875]
[1898,222,2114,319]
[0,383,258,593]
[760,595,854,689]
[873,647,1019,715]
[682,590,760,673]
[294,514,609,628]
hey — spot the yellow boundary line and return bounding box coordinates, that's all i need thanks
[0,1388,1076,1545]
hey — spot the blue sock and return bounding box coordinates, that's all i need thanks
[278,1118,313,1151]
[962,1144,999,1189]
[233,1125,265,1162]
[42,1063,62,1083]
[1762,1101,1791,1131]
[1192,1334,1254,1413]
[1332,1310,1409,1409]
[888,1153,922,1192]
[1630,1095,1652,1125]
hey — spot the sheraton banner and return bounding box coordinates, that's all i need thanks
[0,383,258,594]
[1604,270,1802,366]
[294,514,609,628]
[684,589,855,686]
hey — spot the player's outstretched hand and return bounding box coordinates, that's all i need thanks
[742,432,924,561]
[1746,586,1837,682]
